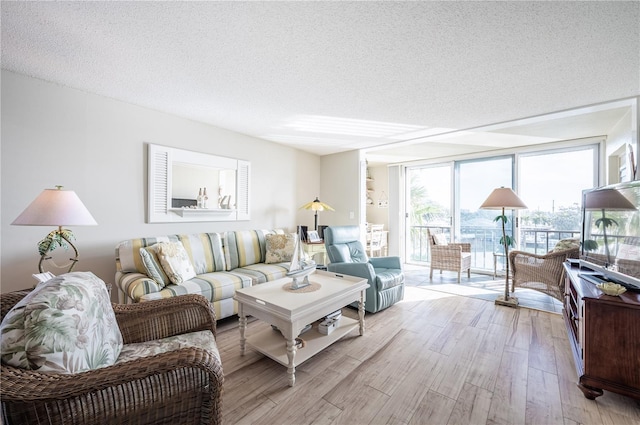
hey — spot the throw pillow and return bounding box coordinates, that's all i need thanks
[551,238,580,252]
[432,233,448,245]
[265,233,297,264]
[0,272,123,374]
[156,241,196,284]
[139,244,170,288]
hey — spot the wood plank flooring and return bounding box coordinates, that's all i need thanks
[217,285,640,424]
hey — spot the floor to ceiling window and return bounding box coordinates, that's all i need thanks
[406,164,452,262]
[458,156,514,270]
[406,143,599,273]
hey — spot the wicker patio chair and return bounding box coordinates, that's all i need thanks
[1,291,223,425]
[509,246,579,301]
[427,228,472,283]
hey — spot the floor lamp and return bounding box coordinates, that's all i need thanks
[12,186,97,273]
[299,197,335,230]
[480,187,527,308]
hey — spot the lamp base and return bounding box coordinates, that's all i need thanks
[494,295,519,308]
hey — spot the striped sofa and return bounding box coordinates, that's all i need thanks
[115,229,290,320]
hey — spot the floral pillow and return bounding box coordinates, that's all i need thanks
[0,272,123,374]
[139,244,170,288]
[552,238,580,252]
[265,233,296,264]
[156,241,196,284]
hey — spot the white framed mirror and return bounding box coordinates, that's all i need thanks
[147,143,250,223]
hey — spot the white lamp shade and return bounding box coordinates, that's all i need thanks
[480,187,527,210]
[584,188,636,211]
[12,188,97,227]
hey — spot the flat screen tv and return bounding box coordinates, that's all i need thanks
[580,180,640,291]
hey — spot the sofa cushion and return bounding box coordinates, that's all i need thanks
[224,229,282,270]
[265,233,296,264]
[139,245,170,288]
[0,272,123,374]
[116,330,219,364]
[157,241,197,284]
[230,263,290,284]
[116,233,226,276]
[138,272,253,319]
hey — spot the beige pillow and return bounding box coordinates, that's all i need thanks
[265,233,297,264]
[156,241,196,284]
[432,233,448,245]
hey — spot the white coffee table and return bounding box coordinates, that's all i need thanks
[234,270,369,386]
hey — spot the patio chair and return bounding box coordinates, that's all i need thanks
[427,228,472,283]
[509,238,580,301]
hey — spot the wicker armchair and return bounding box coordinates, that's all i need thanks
[427,229,472,283]
[1,291,223,425]
[509,247,579,301]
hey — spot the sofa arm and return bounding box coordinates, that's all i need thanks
[327,262,376,283]
[113,294,217,343]
[369,256,402,269]
[115,271,162,304]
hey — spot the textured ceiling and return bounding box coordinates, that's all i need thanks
[2,1,639,160]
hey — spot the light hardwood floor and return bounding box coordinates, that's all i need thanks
[217,285,640,424]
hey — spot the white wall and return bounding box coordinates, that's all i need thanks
[1,71,320,295]
[606,108,637,183]
[319,150,362,229]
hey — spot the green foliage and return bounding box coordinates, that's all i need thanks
[595,217,618,229]
[37,229,75,256]
[582,239,599,251]
[494,214,516,247]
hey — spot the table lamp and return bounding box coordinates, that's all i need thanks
[480,187,527,307]
[584,188,636,266]
[12,186,97,273]
[299,197,335,231]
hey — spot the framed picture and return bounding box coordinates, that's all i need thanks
[306,230,321,243]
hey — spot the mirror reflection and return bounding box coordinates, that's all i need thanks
[147,144,250,223]
[171,163,236,209]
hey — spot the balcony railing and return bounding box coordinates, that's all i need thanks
[409,225,580,271]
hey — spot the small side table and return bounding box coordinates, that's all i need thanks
[302,242,327,267]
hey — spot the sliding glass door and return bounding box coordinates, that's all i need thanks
[404,143,599,274]
[518,147,598,254]
[458,156,514,270]
[406,164,452,262]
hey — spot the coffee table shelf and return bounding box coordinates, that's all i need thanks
[247,316,358,366]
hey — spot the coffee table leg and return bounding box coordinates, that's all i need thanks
[358,290,365,336]
[239,304,247,356]
[286,338,297,387]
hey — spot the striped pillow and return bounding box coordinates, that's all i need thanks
[139,245,170,288]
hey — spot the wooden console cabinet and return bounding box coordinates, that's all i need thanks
[563,263,640,400]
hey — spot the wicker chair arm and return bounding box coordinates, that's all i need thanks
[113,294,217,344]
[449,243,471,252]
[1,346,222,403]
[431,244,467,255]
[509,247,578,265]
